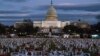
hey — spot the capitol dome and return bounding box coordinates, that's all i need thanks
[45,0,58,21]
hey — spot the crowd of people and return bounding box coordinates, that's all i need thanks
[55,38,100,56]
[0,38,47,56]
[0,38,100,56]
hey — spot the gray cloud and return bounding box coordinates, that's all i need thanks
[0,13,98,25]
[0,10,29,14]
[37,3,100,11]
[3,0,27,2]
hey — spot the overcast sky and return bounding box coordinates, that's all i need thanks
[0,0,100,25]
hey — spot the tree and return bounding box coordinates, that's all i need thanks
[0,23,6,34]
[91,22,100,34]
[8,25,15,33]
[63,25,80,34]
[16,23,34,35]
[63,24,92,38]
[33,27,40,33]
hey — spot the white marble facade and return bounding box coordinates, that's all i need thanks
[33,21,70,28]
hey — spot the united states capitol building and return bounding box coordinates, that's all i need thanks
[33,1,70,28]
[14,0,90,32]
